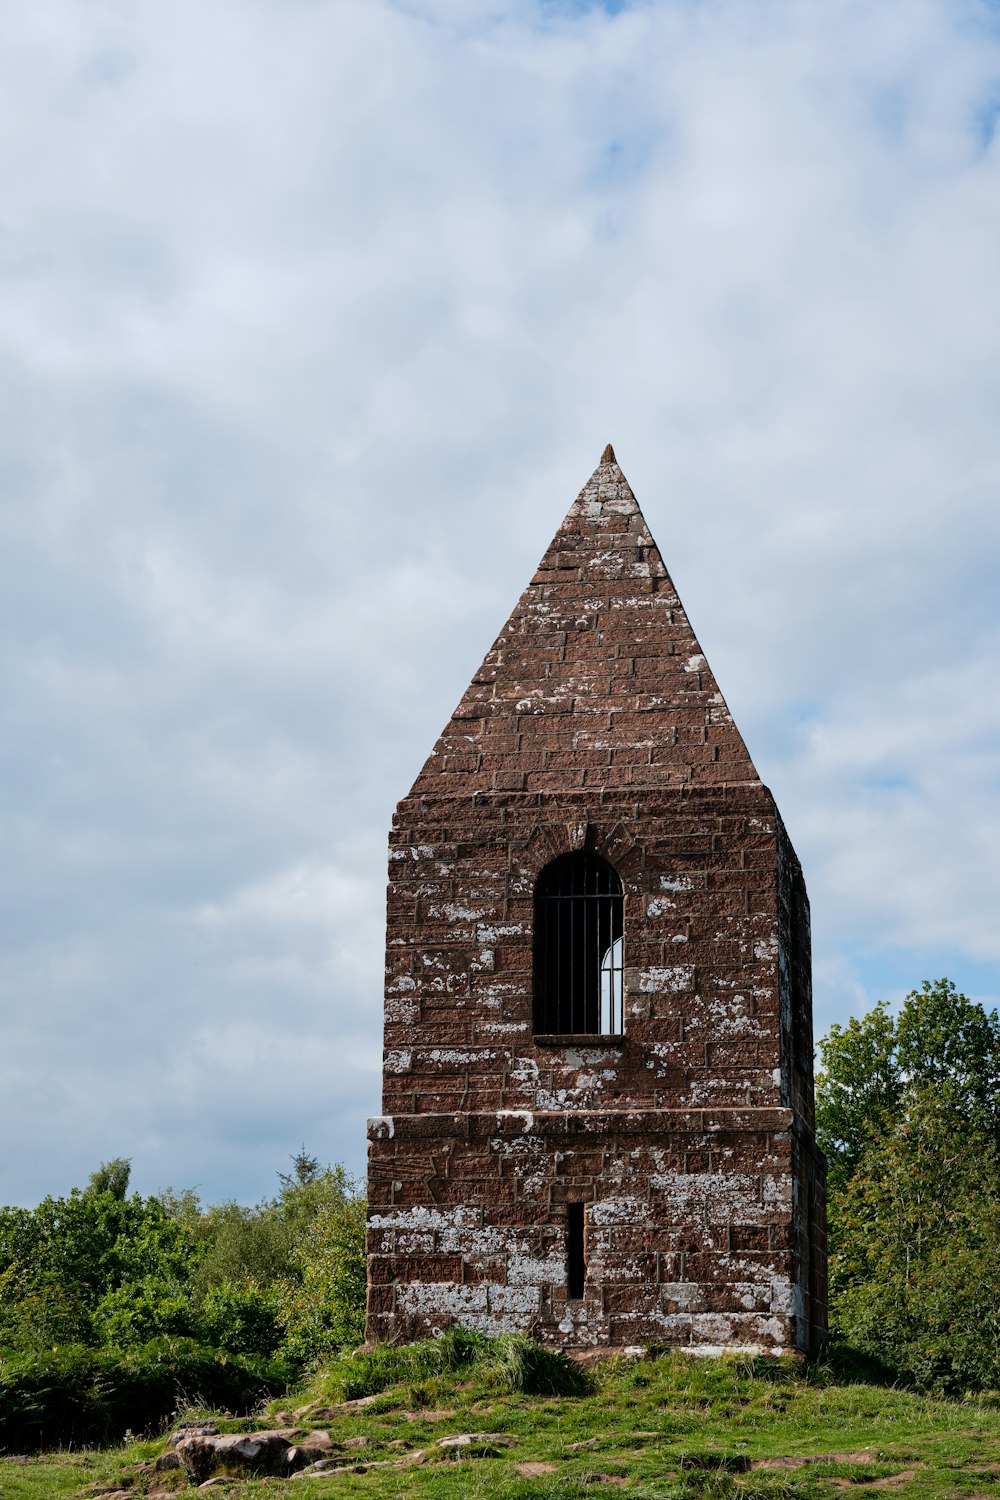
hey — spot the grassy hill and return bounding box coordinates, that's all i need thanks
[4,1337,999,1500]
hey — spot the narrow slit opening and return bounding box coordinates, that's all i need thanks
[567,1202,586,1300]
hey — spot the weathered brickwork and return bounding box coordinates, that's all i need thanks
[366,447,827,1355]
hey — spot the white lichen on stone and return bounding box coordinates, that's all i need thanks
[639,965,695,993]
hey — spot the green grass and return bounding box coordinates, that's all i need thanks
[5,1340,1000,1499]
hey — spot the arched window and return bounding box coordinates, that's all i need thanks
[533,852,624,1036]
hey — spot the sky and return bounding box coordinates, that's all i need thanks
[3,0,1000,1207]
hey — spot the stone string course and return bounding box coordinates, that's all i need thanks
[366,448,827,1355]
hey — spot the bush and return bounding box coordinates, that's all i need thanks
[830,1098,1000,1393]
[0,1186,202,1356]
[279,1191,367,1363]
[93,1276,198,1348]
[320,1330,590,1402]
[198,1279,285,1357]
[0,1338,292,1452]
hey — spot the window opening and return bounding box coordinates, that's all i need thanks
[600,936,623,1034]
[566,1202,586,1299]
[534,852,624,1034]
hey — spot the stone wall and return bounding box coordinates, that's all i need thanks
[368,1109,813,1350]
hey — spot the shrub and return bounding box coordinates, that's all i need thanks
[831,1098,1000,1393]
[322,1330,589,1402]
[279,1191,367,1363]
[0,1186,201,1354]
[93,1276,198,1348]
[198,1279,285,1357]
[0,1339,292,1452]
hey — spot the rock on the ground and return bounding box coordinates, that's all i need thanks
[166,1420,219,1448]
[437,1433,517,1455]
[176,1430,292,1484]
[284,1432,336,1473]
[293,1449,429,1479]
[151,1451,181,1472]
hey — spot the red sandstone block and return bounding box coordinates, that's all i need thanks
[554,1151,607,1178]
[447,1152,497,1182]
[443,754,481,774]
[462,1256,507,1284]
[364,1313,394,1343]
[614,1315,694,1346]
[593,1248,665,1284]
[703,1281,773,1314]
[379,1072,417,1099]
[703,1311,798,1347]
[367,1253,401,1285]
[406,1084,472,1111]
[483,1202,553,1228]
[683,1152,713,1174]
[366,1285,394,1315]
[493,944,532,974]
[371,1254,465,1285]
[655,1225,728,1254]
[449,1088,505,1113]
[704,1044,780,1074]
[601,1285,655,1315]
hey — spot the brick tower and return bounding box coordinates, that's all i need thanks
[366,447,826,1354]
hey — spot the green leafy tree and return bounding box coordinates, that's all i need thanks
[158,1149,367,1363]
[277,1147,321,1191]
[179,1197,294,1297]
[0,1261,90,1350]
[832,1095,1000,1392]
[92,1275,197,1347]
[895,982,1000,1123]
[816,979,1000,1190]
[0,1173,201,1354]
[0,1150,367,1371]
[85,1157,132,1200]
[820,979,1000,1391]
[275,1157,356,1237]
[161,1152,356,1301]
[198,1278,285,1356]
[816,997,901,1191]
[280,1190,367,1363]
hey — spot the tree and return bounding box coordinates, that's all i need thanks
[159,1151,367,1361]
[0,1168,200,1355]
[277,1147,320,1191]
[831,1094,1000,1392]
[816,979,1000,1191]
[819,980,1000,1392]
[0,1151,368,1367]
[85,1158,132,1200]
[279,1190,367,1363]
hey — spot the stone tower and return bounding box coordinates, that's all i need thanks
[366,447,826,1354]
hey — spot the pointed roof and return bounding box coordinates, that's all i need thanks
[409,447,760,798]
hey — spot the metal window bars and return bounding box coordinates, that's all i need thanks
[533,852,624,1035]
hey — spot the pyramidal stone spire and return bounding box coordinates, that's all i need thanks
[411,447,760,798]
